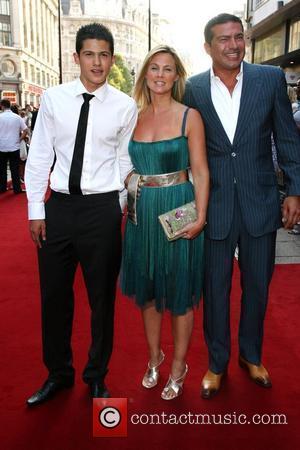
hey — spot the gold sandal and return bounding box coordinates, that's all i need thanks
[161,364,188,400]
[142,350,165,389]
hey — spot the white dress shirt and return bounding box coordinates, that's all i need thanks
[0,109,27,152]
[210,63,243,144]
[25,79,138,219]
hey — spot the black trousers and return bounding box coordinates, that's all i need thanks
[38,190,122,384]
[203,194,276,374]
[0,150,21,193]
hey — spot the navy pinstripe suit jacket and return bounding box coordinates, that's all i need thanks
[184,61,300,240]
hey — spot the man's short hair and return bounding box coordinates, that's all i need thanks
[0,99,11,109]
[204,13,244,44]
[76,22,114,55]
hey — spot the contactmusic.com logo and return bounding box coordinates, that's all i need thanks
[93,398,128,437]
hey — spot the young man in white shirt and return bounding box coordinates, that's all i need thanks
[0,99,27,193]
[25,23,137,406]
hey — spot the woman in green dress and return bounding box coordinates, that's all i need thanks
[122,45,209,400]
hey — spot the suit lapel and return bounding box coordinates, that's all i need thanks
[193,71,232,147]
[233,62,262,145]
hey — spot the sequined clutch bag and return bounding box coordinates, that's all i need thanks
[158,201,197,241]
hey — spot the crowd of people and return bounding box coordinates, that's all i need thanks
[0,101,39,194]
[1,13,300,407]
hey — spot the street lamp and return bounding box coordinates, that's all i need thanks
[148,0,151,51]
[58,0,62,84]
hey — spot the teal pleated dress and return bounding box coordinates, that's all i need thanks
[121,109,204,315]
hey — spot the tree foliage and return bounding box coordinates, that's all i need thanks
[108,54,134,95]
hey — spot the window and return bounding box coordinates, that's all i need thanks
[23,61,28,79]
[289,19,300,53]
[30,0,35,53]
[36,68,41,85]
[0,21,11,46]
[254,25,285,63]
[255,0,269,9]
[22,0,28,48]
[31,65,35,83]
[0,0,10,15]
[1,58,15,77]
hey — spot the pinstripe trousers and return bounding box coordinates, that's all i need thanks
[203,191,276,374]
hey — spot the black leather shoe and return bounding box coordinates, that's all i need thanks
[89,382,110,398]
[26,380,74,407]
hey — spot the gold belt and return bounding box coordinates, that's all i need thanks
[139,170,188,187]
[127,169,188,225]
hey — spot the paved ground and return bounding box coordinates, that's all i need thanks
[275,227,300,264]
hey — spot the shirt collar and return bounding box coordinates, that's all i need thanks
[210,61,243,81]
[73,78,108,102]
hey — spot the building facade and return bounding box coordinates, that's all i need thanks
[0,0,59,106]
[246,0,300,84]
[61,0,171,83]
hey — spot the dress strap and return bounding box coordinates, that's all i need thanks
[181,108,189,136]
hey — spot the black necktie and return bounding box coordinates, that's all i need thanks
[69,93,94,194]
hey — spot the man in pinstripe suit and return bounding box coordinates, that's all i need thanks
[184,13,300,399]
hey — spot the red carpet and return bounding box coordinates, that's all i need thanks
[0,190,299,450]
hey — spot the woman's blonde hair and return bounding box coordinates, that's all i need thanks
[134,45,187,110]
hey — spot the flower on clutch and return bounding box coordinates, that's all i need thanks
[175,209,184,220]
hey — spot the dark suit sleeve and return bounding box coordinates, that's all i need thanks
[272,70,300,196]
[183,80,197,108]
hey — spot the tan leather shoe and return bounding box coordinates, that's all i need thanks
[201,369,227,399]
[239,355,272,388]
